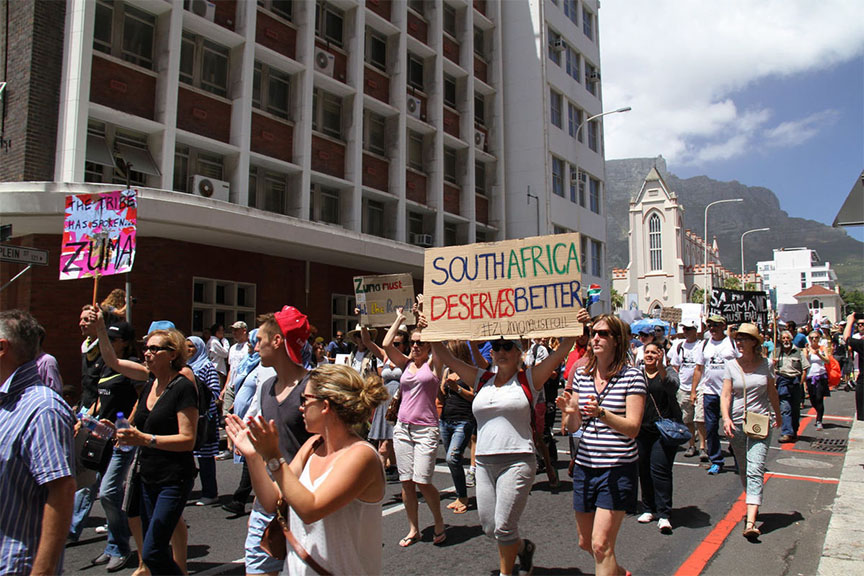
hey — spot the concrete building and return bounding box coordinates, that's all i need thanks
[757,248,838,305]
[612,166,734,313]
[793,285,844,325]
[1,0,611,386]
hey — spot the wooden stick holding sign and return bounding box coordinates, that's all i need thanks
[421,233,586,341]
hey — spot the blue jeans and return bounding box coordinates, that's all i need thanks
[636,432,677,519]
[728,423,771,505]
[439,419,474,498]
[777,375,802,436]
[69,480,99,540]
[703,394,724,467]
[140,478,194,575]
[197,455,217,499]
[99,448,135,557]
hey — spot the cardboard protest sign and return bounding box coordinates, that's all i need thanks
[422,233,585,341]
[60,190,137,280]
[354,273,416,327]
[660,307,682,323]
[676,303,702,327]
[708,288,769,327]
[777,303,810,325]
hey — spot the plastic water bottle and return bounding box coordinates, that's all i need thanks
[114,412,134,452]
[81,413,115,440]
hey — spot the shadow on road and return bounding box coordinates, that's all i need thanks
[671,505,711,528]
[757,510,804,535]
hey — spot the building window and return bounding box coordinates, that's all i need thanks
[588,119,599,151]
[475,93,486,126]
[85,122,156,187]
[311,185,341,225]
[443,3,457,38]
[473,27,486,59]
[174,145,225,193]
[331,294,357,340]
[589,177,601,214]
[315,2,344,47]
[249,167,290,215]
[591,239,602,277]
[408,212,424,238]
[408,54,424,91]
[366,30,387,71]
[180,33,230,98]
[363,199,386,238]
[649,213,662,271]
[566,46,580,81]
[583,6,594,40]
[253,62,291,120]
[569,166,578,203]
[444,75,457,109]
[259,0,292,21]
[93,1,156,70]
[581,236,588,272]
[192,277,256,335]
[364,111,387,156]
[584,62,598,96]
[407,0,426,17]
[407,131,424,171]
[568,102,583,138]
[444,148,458,184]
[444,222,458,246]
[564,0,578,25]
[547,28,562,65]
[552,156,564,197]
[312,89,343,139]
[550,89,562,128]
[475,162,486,195]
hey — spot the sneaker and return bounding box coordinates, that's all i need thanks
[465,469,476,488]
[779,434,796,443]
[815,421,823,431]
[637,512,655,523]
[221,501,246,516]
[92,553,111,566]
[195,496,219,506]
[385,467,400,483]
[684,445,697,458]
[216,450,233,461]
[106,552,135,573]
[699,449,709,462]
[658,518,673,534]
[707,464,722,475]
[517,538,535,576]
[94,524,109,535]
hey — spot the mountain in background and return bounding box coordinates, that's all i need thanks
[605,157,864,291]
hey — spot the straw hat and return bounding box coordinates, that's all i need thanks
[736,323,763,345]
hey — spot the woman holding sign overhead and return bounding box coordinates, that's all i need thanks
[429,311,585,576]
[382,306,447,548]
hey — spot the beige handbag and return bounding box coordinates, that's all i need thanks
[736,362,769,439]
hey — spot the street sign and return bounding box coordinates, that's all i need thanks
[0,244,49,266]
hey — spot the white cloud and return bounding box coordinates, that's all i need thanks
[599,0,864,164]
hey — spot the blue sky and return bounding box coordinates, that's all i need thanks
[599,1,864,243]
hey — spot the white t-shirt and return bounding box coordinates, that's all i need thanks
[667,340,705,393]
[472,371,536,457]
[207,336,229,375]
[698,337,740,396]
[228,341,248,373]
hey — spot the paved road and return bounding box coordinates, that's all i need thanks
[63,387,855,575]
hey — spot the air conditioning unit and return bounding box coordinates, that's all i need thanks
[314,49,335,77]
[552,38,566,52]
[191,174,230,202]
[406,95,422,119]
[190,0,216,22]
[588,70,601,82]
[474,130,486,150]
[411,233,433,247]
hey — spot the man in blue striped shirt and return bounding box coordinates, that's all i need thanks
[0,310,76,575]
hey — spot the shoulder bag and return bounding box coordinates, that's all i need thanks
[646,391,692,446]
[736,362,769,439]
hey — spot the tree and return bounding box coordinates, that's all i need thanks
[690,287,704,304]
[839,286,864,315]
[723,277,741,290]
[610,287,624,311]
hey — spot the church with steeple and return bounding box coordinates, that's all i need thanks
[612,164,734,313]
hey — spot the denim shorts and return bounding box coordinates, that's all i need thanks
[572,461,638,513]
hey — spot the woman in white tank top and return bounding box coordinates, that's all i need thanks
[226,364,389,575]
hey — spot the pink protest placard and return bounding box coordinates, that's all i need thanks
[59,190,137,280]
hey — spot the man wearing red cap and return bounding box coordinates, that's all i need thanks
[223,306,312,576]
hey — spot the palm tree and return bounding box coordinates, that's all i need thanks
[611,288,624,311]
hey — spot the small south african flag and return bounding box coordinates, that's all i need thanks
[586,284,602,307]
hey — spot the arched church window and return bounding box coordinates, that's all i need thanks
[649,214,662,271]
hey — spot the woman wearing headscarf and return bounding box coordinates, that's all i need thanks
[232,329,262,422]
[187,336,221,505]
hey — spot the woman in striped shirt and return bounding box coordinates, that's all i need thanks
[557,314,646,576]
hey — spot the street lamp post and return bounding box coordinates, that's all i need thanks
[740,227,770,283]
[703,198,744,314]
[574,107,632,204]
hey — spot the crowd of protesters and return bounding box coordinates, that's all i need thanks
[2,287,863,576]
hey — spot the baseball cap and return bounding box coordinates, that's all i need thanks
[679,319,698,329]
[274,306,310,365]
[231,321,248,330]
[107,321,134,341]
[707,314,727,325]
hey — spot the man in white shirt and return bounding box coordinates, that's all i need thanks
[218,321,249,460]
[667,319,704,459]
[696,314,740,475]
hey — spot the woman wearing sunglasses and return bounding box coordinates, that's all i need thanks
[91,311,198,575]
[805,330,830,430]
[556,314,646,576]
[382,308,447,548]
[430,310,584,576]
[226,364,389,575]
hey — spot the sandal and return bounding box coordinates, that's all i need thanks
[433,527,447,545]
[451,503,468,514]
[743,521,760,539]
[399,534,421,548]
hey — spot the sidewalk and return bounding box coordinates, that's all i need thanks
[818,411,864,574]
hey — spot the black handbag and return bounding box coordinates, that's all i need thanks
[647,386,692,447]
[79,428,115,473]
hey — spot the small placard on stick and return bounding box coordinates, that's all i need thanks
[354,273,416,327]
[660,307,682,323]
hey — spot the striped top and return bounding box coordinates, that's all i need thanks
[0,361,76,575]
[573,366,646,468]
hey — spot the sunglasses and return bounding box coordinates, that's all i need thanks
[707,322,724,328]
[300,394,325,407]
[591,329,612,339]
[143,345,174,354]
[491,340,517,352]
[410,340,425,347]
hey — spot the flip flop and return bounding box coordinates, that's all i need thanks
[446,501,458,509]
[743,521,761,539]
[433,528,447,545]
[452,504,468,514]
[399,534,420,548]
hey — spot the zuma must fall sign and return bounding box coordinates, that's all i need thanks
[422,233,586,341]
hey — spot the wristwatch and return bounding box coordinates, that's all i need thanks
[267,457,287,472]
[149,434,157,447]
[598,407,606,420]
